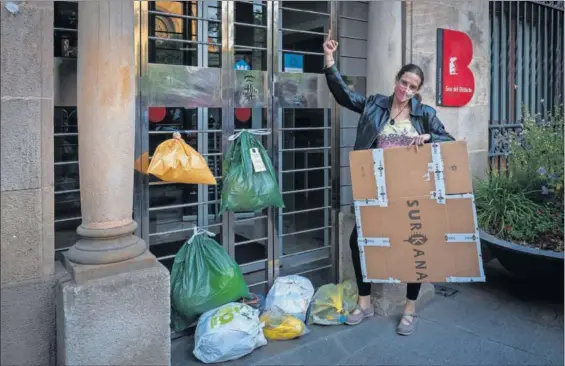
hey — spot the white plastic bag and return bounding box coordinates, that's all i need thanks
[193,303,268,364]
[264,275,315,322]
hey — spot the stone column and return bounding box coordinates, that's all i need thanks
[57,2,170,365]
[66,0,146,265]
[366,1,403,95]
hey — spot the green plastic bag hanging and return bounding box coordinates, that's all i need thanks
[170,227,250,332]
[219,129,284,213]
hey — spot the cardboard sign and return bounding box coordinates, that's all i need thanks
[349,141,485,283]
[436,28,475,107]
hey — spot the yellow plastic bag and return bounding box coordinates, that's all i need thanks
[260,309,308,341]
[308,280,358,325]
[147,132,216,185]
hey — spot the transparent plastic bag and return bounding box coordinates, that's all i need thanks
[194,303,267,364]
[308,280,358,325]
[264,275,314,322]
[147,132,216,185]
[260,308,309,341]
[219,130,284,213]
[170,228,249,331]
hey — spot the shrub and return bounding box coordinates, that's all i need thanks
[475,107,564,251]
[509,107,564,205]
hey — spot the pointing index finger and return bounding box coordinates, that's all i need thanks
[326,29,332,42]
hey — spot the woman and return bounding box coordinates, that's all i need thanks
[323,32,454,335]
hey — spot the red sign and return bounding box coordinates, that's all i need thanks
[149,107,167,123]
[234,108,251,123]
[436,29,475,107]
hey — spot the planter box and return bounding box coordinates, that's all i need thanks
[479,230,564,282]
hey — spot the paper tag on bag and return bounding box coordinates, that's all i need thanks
[250,148,267,173]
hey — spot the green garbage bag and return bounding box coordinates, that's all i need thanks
[219,129,284,213]
[308,280,358,325]
[170,228,249,332]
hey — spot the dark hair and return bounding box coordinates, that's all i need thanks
[396,64,425,89]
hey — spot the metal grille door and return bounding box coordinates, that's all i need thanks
[135,1,341,293]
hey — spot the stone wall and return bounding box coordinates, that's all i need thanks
[1,1,58,365]
[406,0,490,179]
[338,1,369,214]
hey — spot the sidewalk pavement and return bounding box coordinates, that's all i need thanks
[172,260,564,365]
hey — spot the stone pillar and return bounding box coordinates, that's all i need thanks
[366,1,403,95]
[65,0,146,265]
[57,2,170,365]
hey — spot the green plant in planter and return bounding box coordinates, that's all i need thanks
[475,107,564,252]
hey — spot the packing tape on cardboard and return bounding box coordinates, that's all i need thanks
[372,149,388,206]
[354,201,391,247]
[445,193,475,200]
[358,243,370,281]
[446,275,486,283]
[430,143,446,204]
[365,277,402,284]
[469,193,486,280]
[360,238,391,247]
[353,202,364,239]
[445,233,480,242]
[354,199,383,206]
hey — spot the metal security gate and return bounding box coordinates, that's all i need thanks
[134,1,341,292]
[489,1,564,170]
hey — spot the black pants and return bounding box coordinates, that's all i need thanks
[350,228,421,301]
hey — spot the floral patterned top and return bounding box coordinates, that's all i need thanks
[376,119,419,149]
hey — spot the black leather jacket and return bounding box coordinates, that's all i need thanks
[323,64,455,150]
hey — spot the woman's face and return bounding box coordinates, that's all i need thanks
[394,71,422,103]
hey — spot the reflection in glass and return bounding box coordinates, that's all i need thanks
[234,2,268,71]
[148,1,221,67]
[54,106,81,252]
[278,108,330,270]
[279,1,328,73]
[54,1,78,58]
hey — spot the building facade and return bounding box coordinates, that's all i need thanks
[1,1,562,365]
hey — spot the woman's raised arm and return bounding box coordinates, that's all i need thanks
[322,31,367,114]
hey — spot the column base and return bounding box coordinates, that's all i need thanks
[66,233,147,265]
[56,252,171,366]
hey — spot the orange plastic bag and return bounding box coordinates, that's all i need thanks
[134,151,150,174]
[147,132,217,185]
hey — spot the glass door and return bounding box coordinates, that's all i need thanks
[272,1,335,286]
[135,1,339,293]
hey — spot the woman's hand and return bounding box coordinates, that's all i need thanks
[323,31,338,67]
[409,134,431,150]
[323,31,338,55]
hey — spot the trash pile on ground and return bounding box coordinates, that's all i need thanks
[154,130,359,363]
[170,230,360,363]
[189,272,359,364]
